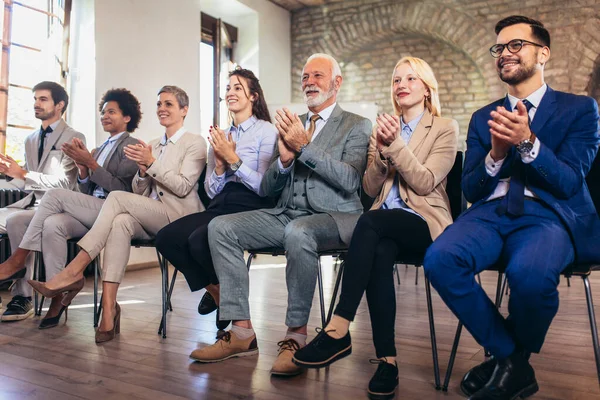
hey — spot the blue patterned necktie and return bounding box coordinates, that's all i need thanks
[497,99,534,216]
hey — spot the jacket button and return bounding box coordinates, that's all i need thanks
[159,192,164,196]
[152,174,156,177]
[293,193,297,197]
[405,198,409,203]
[302,193,306,197]
[294,179,298,182]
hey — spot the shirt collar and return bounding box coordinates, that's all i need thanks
[401,110,425,133]
[230,115,258,134]
[507,83,547,111]
[308,102,337,122]
[40,119,61,134]
[107,131,126,143]
[160,126,186,145]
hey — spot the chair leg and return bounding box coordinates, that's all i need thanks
[476,273,482,286]
[582,275,600,387]
[317,256,326,328]
[168,269,178,311]
[93,256,99,327]
[415,265,419,285]
[393,264,401,285]
[567,276,571,287]
[425,277,441,390]
[33,252,45,316]
[498,274,508,309]
[246,252,255,270]
[157,251,168,338]
[326,260,344,324]
[442,322,464,391]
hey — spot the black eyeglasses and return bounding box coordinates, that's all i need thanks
[489,39,544,58]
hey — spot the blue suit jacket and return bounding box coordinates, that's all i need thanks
[461,87,600,263]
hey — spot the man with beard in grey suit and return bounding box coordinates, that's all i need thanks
[189,53,371,377]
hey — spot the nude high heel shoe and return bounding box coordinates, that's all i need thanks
[95,302,121,344]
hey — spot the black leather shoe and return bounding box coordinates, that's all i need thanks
[216,307,230,331]
[39,305,68,329]
[368,359,398,400]
[198,292,217,315]
[292,328,351,368]
[469,351,538,400]
[461,357,498,396]
[0,268,26,285]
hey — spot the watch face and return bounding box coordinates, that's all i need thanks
[517,140,534,154]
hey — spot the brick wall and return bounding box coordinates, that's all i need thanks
[290,0,600,144]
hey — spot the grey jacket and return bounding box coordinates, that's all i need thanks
[79,132,140,196]
[6,119,85,209]
[261,104,371,244]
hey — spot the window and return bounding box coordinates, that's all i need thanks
[200,12,237,132]
[0,0,72,163]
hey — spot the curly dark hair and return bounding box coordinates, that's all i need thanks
[98,88,142,132]
[495,15,550,48]
[229,68,271,122]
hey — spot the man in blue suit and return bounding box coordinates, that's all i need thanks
[424,15,600,400]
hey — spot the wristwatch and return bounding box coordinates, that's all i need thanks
[230,159,243,172]
[516,136,535,155]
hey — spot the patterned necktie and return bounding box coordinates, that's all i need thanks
[497,99,534,216]
[307,114,321,141]
[38,125,53,163]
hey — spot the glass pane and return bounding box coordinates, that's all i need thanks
[16,0,49,10]
[7,85,36,128]
[12,4,52,49]
[200,42,214,137]
[5,126,30,164]
[9,45,60,88]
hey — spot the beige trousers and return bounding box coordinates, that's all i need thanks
[77,191,170,283]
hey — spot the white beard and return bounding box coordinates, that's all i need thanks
[303,85,335,108]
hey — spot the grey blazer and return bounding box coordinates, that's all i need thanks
[7,119,85,209]
[79,132,140,196]
[260,104,371,244]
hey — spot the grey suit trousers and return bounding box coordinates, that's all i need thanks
[209,208,344,327]
[18,188,105,287]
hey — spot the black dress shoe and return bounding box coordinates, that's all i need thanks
[469,351,538,400]
[0,268,26,285]
[39,305,68,329]
[198,292,217,315]
[461,357,498,396]
[216,307,230,331]
[292,328,351,368]
[368,359,398,400]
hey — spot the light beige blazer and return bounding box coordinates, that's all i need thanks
[363,111,459,240]
[132,131,207,222]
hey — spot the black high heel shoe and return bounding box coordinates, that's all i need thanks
[38,305,68,329]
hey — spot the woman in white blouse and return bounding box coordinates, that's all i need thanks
[155,68,277,330]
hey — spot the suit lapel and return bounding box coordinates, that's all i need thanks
[530,87,557,140]
[38,119,66,168]
[407,110,433,154]
[311,104,343,150]
[102,132,130,167]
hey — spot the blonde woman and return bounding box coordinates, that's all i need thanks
[293,57,458,399]
[29,86,207,344]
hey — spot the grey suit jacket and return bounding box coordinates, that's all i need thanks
[6,119,85,209]
[260,104,371,244]
[79,132,139,196]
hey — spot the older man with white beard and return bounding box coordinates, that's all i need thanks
[189,53,371,376]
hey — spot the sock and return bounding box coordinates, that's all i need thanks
[325,315,350,339]
[231,325,255,340]
[285,331,307,347]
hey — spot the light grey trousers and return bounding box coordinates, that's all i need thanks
[1,208,35,297]
[208,208,344,327]
[18,188,105,288]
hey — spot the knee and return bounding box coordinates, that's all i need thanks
[111,214,136,236]
[283,224,317,255]
[42,214,69,237]
[6,211,32,236]
[423,239,459,283]
[155,225,171,252]
[506,268,558,303]
[188,226,209,252]
[207,216,236,244]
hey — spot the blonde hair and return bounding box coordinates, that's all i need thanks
[390,57,441,117]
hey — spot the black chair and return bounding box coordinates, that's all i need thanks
[441,153,600,391]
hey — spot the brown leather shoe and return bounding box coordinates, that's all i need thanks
[271,338,304,376]
[190,330,258,363]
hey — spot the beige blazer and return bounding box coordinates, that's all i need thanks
[132,131,207,222]
[363,111,459,240]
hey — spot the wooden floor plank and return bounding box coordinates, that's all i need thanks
[0,254,598,399]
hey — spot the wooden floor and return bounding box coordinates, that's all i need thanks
[0,255,598,399]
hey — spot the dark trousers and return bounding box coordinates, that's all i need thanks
[423,199,574,359]
[334,208,432,358]
[155,183,273,292]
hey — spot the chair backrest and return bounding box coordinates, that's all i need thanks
[197,167,211,209]
[586,151,600,217]
[447,151,465,221]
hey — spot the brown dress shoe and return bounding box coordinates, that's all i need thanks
[271,338,304,376]
[190,330,258,363]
